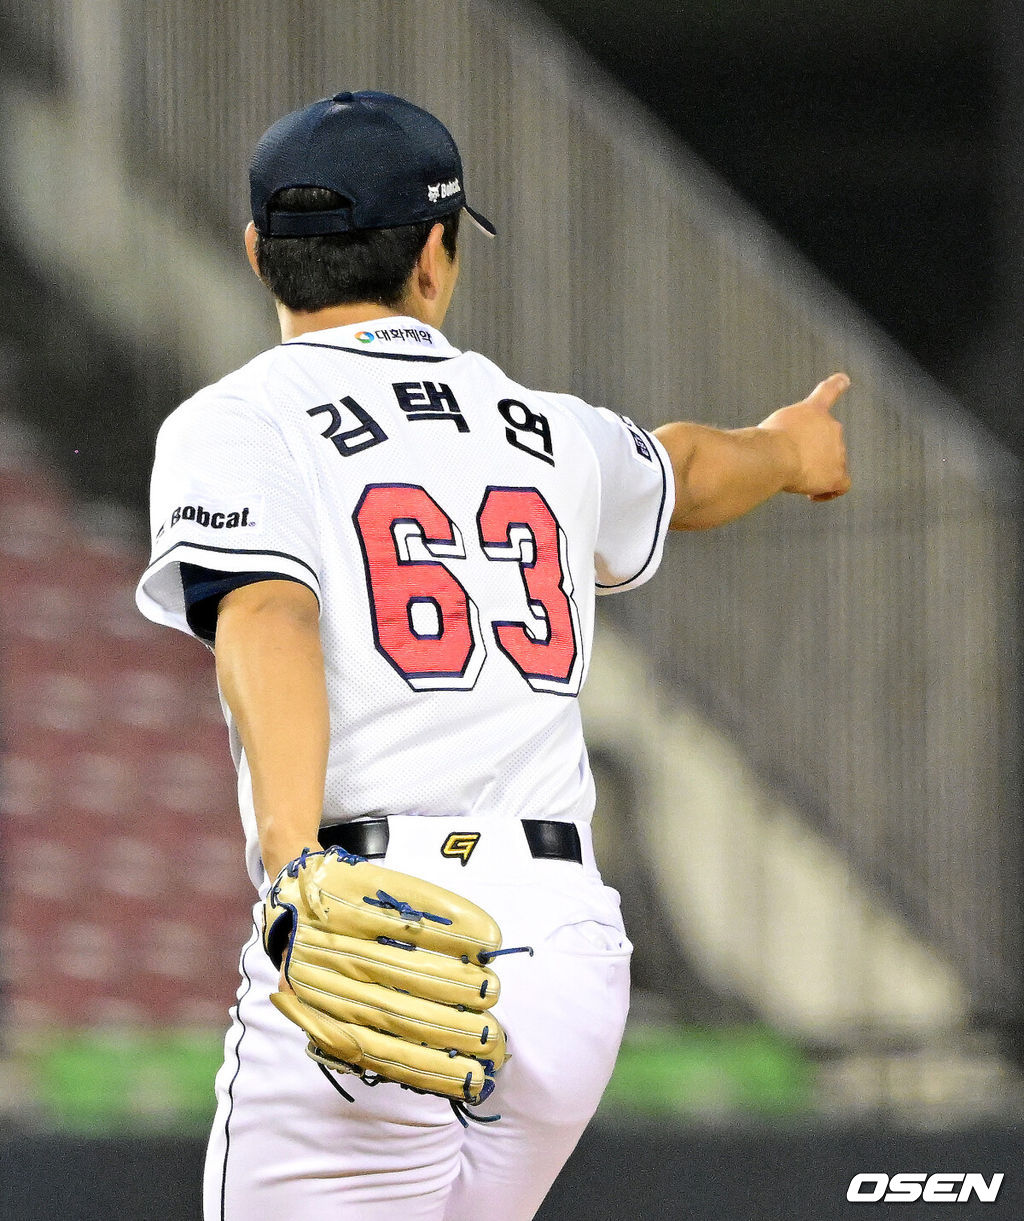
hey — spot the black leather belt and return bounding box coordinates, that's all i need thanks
[319,817,582,863]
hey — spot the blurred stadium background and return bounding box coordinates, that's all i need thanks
[0,1,1022,1217]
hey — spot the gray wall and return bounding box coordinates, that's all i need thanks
[0,0,1020,1041]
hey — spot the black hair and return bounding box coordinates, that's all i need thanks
[253,187,460,312]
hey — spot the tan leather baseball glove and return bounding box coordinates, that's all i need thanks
[263,846,519,1119]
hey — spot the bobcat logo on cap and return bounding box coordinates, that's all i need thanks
[441,832,480,866]
[427,177,461,204]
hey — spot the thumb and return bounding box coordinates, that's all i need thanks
[808,372,851,413]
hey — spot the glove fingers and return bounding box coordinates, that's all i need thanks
[272,991,498,1104]
[292,927,500,1007]
[316,1036,496,1105]
[287,966,507,1061]
[270,989,363,1065]
[314,1030,502,1108]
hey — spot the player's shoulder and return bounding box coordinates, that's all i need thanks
[494,369,661,474]
[157,348,282,439]
[459,350,598,420]
[458,350,630,469]
[526,382,643,447]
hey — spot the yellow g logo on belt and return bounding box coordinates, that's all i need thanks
[441,832,480,866]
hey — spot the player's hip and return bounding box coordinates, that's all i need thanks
[315,814,630,964]
[317,813,596,883]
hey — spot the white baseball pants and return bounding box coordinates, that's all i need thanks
[203,817,632,1221]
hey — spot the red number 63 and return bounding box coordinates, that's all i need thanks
[353,484,582,695]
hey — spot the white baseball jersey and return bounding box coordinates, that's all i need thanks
[136,318,673,888]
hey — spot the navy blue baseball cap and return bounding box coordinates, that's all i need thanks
[250,90,496,238]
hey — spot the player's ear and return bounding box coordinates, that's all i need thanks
[414,223,449,301]
[244,222,261,278]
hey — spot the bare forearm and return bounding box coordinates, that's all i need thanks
[656,374,851,530]
[654,422,798,530]
[214,581,328,881]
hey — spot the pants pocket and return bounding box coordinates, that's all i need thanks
[545,917,633,956]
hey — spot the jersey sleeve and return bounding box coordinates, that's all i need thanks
[135,392,322,638]
[179,564,310,644]
[550,396,675,594]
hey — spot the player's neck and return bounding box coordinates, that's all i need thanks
[276,302,413,342]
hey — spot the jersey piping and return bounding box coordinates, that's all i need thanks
[144,539,321,587]
[220,921,259,1221]
[287,341,455,363]
[594,424,671,590]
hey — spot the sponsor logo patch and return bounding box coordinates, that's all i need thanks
[156,502,258,540]
[352,327,434,347]
[441,832,480,866]
[621,416,654,463]
[620,415,654,461]
[427,177,461,203]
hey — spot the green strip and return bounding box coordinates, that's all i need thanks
[600,1024,814,1117]
[30,1030,224,1133]
[28,1022,812,1130]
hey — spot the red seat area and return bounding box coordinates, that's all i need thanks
[0,463,253,1029]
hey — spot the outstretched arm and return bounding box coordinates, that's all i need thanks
[214,579,328,882]
[654,373,851,530]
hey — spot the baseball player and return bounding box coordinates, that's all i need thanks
[135,91,849,1221]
